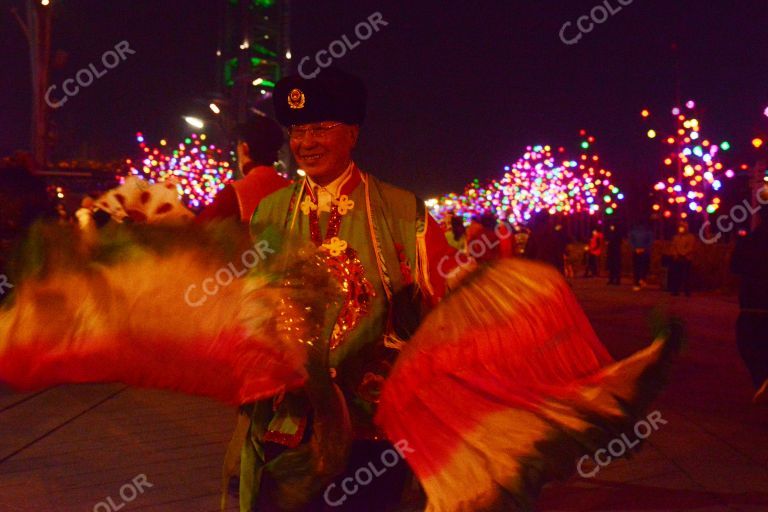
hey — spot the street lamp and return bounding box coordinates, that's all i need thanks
[183,116,204,129]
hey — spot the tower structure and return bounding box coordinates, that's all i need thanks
[215,0,291,125]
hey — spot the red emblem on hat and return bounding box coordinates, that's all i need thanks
[288,88,305,109]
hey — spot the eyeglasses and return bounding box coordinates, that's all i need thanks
[289,122,344,140]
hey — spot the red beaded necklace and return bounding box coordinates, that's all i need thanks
[304,182,344,246]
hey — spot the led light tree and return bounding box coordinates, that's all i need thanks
[426,132,623,226]
[642,101,733,221]
[121,132,235,211]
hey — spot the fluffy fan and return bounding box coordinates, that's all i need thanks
[94,177,194,224]
[0,223,337,406]
[376,259,682,511]
[0,229,680,511]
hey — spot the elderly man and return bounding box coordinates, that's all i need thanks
[239,68,456,510]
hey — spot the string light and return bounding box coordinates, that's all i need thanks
[427,132,623,224]
[643,101,733,219]
[121,132,234,211]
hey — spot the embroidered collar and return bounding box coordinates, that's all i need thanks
[306,162,354,201]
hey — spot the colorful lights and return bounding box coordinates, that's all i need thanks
[753,138,764,149]
[427,132,623,225]
[644,100,732,219]
[121,132,234,211]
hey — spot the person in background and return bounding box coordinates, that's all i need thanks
[730,197,768,404]
[606,223,623,285]
[55,204,70,224]
[466,214,485,244]
[629,221,654,291]
[75,196,96,231]
[446,214,467,252]
[553,224,570,274]
[514,224,531,256]
[526,216,569,273]
[584,228,604,277]
[196,114,288,224]
[497,219,515,259]
[668,222,695,296]
[466,212,502,262]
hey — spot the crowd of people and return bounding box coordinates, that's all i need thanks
[436,212,699,297]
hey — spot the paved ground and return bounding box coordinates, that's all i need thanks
[538,278,768,512]
[1,277,767,511]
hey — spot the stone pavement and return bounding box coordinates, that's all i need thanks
[538,278,768,512]
[0,278,767,511]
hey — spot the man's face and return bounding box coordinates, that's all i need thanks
[289,122,358,183]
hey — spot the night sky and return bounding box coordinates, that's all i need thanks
[2,0,767,200]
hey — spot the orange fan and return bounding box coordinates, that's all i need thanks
[377,259,682,511]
